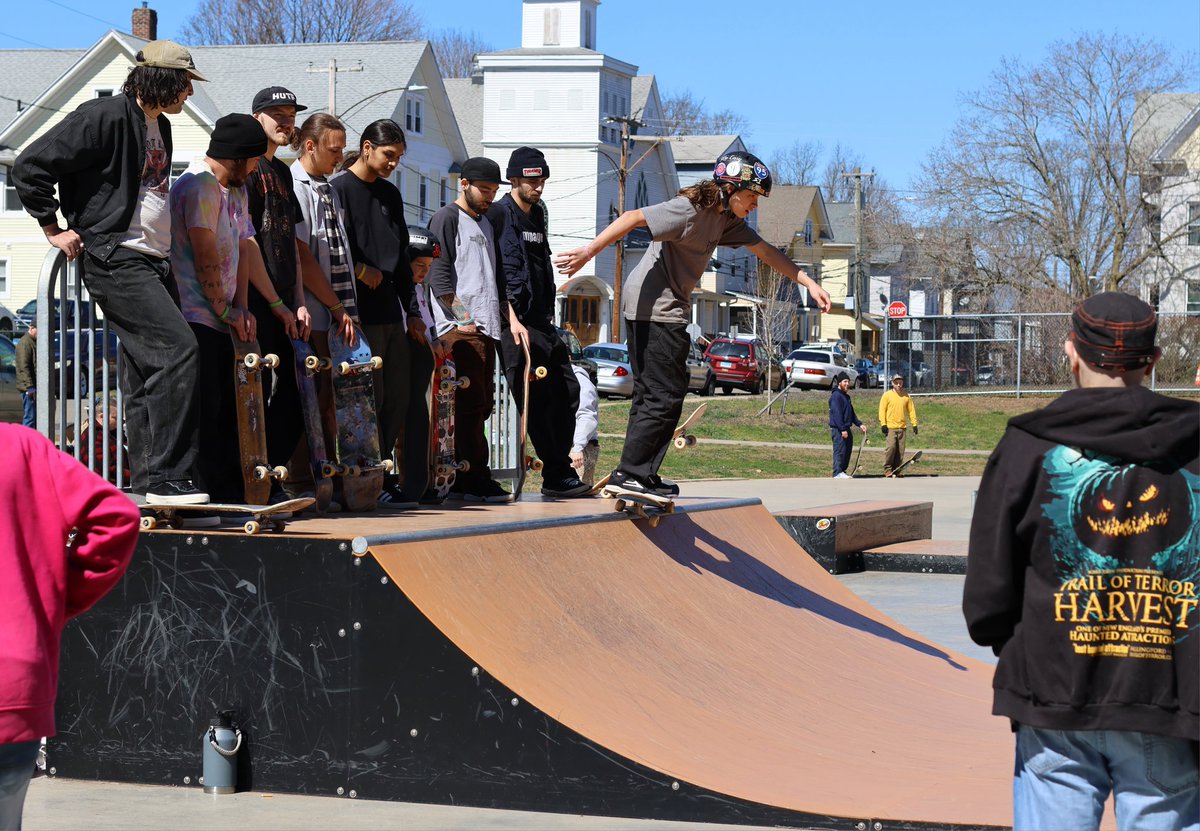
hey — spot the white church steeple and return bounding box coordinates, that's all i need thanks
[521,0,600,50]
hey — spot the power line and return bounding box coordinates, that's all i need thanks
[0,30,52,48]
[41,0,123,28]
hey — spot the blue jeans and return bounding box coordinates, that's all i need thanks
[1013,724,1199,831]
[21,391,35,429]
[0,741,39,831]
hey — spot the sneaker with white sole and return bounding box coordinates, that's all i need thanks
[146,480,209,505]
[834,472,853,479]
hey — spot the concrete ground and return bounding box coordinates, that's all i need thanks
[23,474,988,831]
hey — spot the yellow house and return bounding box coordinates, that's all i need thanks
[753,184,834,345]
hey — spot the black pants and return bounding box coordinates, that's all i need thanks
[618,319,690,481]
[248,291,303,471]
[82,248,198,492]
[400,340,435,501]
[500,324,580,485]
[190,322,243,503]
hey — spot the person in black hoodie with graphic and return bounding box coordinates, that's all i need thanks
[964,292,1199,831]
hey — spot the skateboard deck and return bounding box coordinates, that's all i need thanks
[140,498,314,535]
[671,402,707,449]
[429,352,469,500]
[513,338,547,500]
[230,335,286,505]
[889,449,923,477]
[328,328,390,512]
[850,434,869,477]
[597,402,708,509]
[291,337,334,512]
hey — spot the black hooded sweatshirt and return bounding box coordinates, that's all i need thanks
[964,385,1199,740]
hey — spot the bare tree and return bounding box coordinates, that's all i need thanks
[919,32,1192,299]
[753,259,803,390]
[821,143,866,201]
[658,89,750,137]
[431,28,491,78]
[769,139,822,185]
[181,0,422,45]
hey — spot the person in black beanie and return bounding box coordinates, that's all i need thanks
[488,146,589,497]
[168,113,268,503]
[964,292,1199,830]
[828,371,865,478]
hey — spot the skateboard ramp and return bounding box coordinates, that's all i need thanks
[363,499,1012,827]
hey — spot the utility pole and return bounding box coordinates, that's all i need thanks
[604,115,657,342]
[841,168,874,359]
[306,58,363,115]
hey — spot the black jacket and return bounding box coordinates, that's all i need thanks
[964,385,1199,740]
[487,194,555,330]
[12,93,171,263]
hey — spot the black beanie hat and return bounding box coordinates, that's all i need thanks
[506,146,549,179]
[207,113,268,160]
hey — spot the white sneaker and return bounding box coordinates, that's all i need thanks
[834,472,853,479]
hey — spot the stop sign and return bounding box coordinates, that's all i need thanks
[887,301,908,319]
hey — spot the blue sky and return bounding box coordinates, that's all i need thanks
[3,0,1197,192]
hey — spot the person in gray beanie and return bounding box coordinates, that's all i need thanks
[168,113,268,504]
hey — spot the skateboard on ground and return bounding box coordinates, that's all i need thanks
[850,434,869,477]
[230,335,287,505]
[888,449,923,477]
[291,337,334,512]
[140,498,314,535]
[599,402,707,513]
[327,328,391,512]
[428,351,469,500]
[513,338,547,499]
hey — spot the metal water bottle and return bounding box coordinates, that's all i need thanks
[202,709,242,794]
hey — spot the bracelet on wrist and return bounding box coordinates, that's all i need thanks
[218,305,232,322]
[355,263,366,279]
[268,298,284,310]
[457,317,474,326]
[330,302,344,313]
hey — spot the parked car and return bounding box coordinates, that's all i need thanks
[17,297,104,331]
[581,342,634,398]
[783,349,860,390]
[555,326,598,386]
[703,337,786,395]
[853,358,881,388]
[975,365,1008,385]
[686,339,715,396]
[0,302,26,338]
[0,334,21,423]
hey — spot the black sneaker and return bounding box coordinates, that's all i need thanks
[146,480,209,505]
[541,476,592,498]
[605,470,655,496]
[378,483,416,508]
[647,474,680,497]
[465,478,512,503]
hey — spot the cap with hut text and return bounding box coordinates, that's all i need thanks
[1070,291,1158,369]
[252,86,307,114]
[136,40,207,82]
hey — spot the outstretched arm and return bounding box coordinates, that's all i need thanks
[555,209,648,277]
[748,240,832,313]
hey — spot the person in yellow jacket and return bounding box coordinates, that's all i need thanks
[878,374,919,476]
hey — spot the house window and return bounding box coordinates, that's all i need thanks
[543,7,560,45]
[804,219,813,246]
[1188,202,1200,246]
[94,88,114,98]
[0,258,8,296]
[583,10,593,48]
[0,168,21,212]
[419,174,428,217]
[1188,282,1200,314]
[439,177,448,208]
[499,89,515,110]
[533,89,549,110]
[405,96,423,135]
[169,161,188,187]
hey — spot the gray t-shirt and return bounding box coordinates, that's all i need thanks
[621,196,762,323]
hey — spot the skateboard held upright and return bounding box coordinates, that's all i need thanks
[428,351,469,500]
[230,335,287,505]
[327,329,391,511]
[291,337,334,511]
[513,338,547,499]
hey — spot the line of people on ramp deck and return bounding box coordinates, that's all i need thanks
[11,38,831,511]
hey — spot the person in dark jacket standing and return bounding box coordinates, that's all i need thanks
[14,325,35,428]
[12,41,208,506]
[964,292,1199,831]
[828,372,865,479]
[489,147,588,498]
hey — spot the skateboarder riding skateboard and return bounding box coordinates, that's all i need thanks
[556,151,831,501]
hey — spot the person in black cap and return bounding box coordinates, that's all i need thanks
[964,291,1199,830]
[246,87,310,504]
[828,371,865,479]
[12,40,208,505]
[168,114,268,503]
[428,156,523,502]
[488,147,589,498]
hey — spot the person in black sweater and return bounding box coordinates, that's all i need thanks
[827,372,865,478]
[330,120,426,502]
[964,292,1199,830]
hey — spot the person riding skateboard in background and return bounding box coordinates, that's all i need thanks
[963,292,1199,830]
[879,374,918,477]
[829,371,866,479]
[169,114,265,504]
[556,151,831,499]
[489,146,589,498]
[12,40,208,505]
[428,157,526,503]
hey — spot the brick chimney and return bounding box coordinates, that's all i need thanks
[132,3,157,40]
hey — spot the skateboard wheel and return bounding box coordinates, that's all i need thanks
[457,376,470,390]
[457,460,471,472]
[674,436,687,450]
[271,521,286,533]
[338,361,352,375]
[439,380,453,393]
[648,515,661,528]
[263,353,280,369]
[614,498,626,512]
[436,464,453,477]
[529,458,543,472]
[140,516,156,531]
[534,366,548,379]
[347,465,362,477]
[244,353,262,370]
[254,465,271,480]
[305,355,322,370]
[438,365,453,379]
[685,435,697,448]
[244,520,261,535]
[369,356,383,370]
[321,463,338,478]
[272,465,288,480]
[381,460,395,473]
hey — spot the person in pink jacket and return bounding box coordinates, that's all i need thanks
[0,424,139,831]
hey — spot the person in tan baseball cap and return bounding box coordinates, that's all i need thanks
[135,39,208,81]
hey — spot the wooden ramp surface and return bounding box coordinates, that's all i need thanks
[364,500,1012,827]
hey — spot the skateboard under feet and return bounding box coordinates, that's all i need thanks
[599,486,675,527]
[140,498,314,535]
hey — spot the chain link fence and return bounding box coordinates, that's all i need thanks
[881,312,1199,396]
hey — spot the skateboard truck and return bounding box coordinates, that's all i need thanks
[338,356,383,376]
[253,464,288,481]
[242,352,280,371]
[322,459,395,478]
[303,354,333,373]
